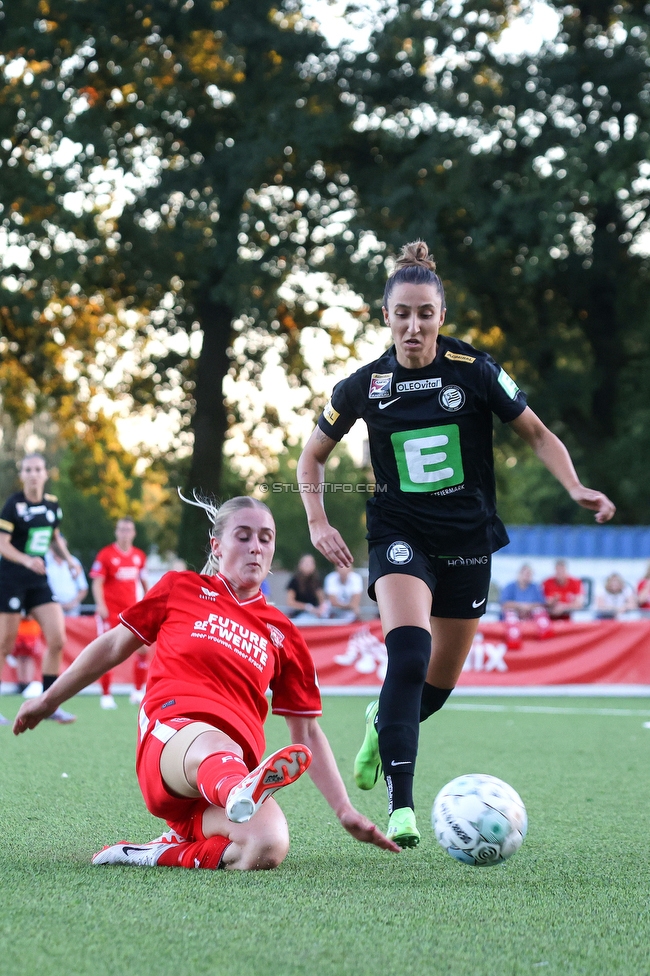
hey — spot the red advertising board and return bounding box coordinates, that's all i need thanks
[3,617,650,692]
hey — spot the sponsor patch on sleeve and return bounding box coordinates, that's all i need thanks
[323,401,340,426]
[498,368,520,399]
[444,351,476,363]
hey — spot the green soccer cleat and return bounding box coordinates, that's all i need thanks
[386,807,420,849]
[354,699,382,790]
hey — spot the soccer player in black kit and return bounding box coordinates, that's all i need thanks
[0,454,78,725]
[298,241,615,847]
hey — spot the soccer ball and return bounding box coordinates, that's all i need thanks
[432,773,527,866]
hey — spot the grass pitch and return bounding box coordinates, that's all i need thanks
[1,694,649,976]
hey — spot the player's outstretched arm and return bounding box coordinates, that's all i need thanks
[284,715,401,853]
[297,428,353,567]
[13,625,143,734]
[509,407,616,524]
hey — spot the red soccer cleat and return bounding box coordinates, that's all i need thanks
[225,745,312,823]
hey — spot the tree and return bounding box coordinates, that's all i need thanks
[1,0,371,562]
[332,0,650,521]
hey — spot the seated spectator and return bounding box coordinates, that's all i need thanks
[595,573,637,618]
[286,554,327,618]
[542,560,585,620]
[500,564,545,620]
[324,565,363,621]
[637,564,650,611]
[45,537,88,616]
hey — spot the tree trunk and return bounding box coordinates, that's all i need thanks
[178,297,233,566]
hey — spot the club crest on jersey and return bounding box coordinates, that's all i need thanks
[386,542,413,565]
[439,385,466,412]
[267,624,285,648]
[15,503,26,517]
[368,373,393,399]
[200,586,218,602]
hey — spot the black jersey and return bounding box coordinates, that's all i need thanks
[317,335,527,555]
[0,491,62,560]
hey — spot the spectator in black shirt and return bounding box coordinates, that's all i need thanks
[286,555,327,619]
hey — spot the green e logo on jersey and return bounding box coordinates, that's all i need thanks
[391,424,464,493]
[25,526,54,556]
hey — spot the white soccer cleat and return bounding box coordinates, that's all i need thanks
[100,694,118,710]
[92,829,185,867]
[46,707,76,724]
[129,688,145,705]
[22,681,43,699]
[0,713,10,727]
[225,744,312,824]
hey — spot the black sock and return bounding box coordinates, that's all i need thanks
[377,626,431,813]
[16,682,28,694]
[420,683,453,722]
[42,674,58,692]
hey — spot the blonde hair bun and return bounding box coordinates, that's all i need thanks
[394,240,437,273]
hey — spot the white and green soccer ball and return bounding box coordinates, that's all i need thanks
[432,773,527,866]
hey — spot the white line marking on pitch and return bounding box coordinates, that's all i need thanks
[446,704,650,717]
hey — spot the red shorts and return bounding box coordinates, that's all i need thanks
[13,635,42,660]
[136,717,213,842]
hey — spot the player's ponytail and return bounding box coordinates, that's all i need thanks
[178,490,273,575]
[383,239,446,310]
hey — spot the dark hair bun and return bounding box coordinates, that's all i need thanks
[394,240,437,273]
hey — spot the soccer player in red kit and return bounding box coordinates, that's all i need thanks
[14,496,399,870]
[90,517,149,708]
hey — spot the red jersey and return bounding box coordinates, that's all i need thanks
[90,543,147,621]
[637,579,650,610]
[119,571,322,767]
[542,576,583,618]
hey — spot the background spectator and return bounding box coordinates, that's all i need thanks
[286,554,327,619]
[595,573,636,619]
[636,564,650,611]
[500,564,545,620]
[324,564,363,621]
[542,559,585,620]
[45,537,88,616]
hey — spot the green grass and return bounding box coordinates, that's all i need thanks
[1,694,650,976]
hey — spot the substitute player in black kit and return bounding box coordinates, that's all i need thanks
[298,241,615,847]
[0,454,77,725]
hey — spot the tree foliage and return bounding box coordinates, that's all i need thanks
[0,0,373,562]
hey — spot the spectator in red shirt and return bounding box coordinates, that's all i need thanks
[90,518,149,709]
[542,560,585,620]
[14,495,398,871]
[637,564,650,611]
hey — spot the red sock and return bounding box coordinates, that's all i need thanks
[157,835,231,870]
[196,753,249,807]
[100,672,112,695]
[133,654,148,691]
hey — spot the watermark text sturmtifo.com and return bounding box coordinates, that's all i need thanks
[259,483,387,494]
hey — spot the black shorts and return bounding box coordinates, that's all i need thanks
[368,536,491,619]
[0,563,55,614]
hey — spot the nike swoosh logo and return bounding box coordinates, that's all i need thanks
[122,846,146,856]
[472,598,486,608]
[390,760,411,766]
[378,398,401,410]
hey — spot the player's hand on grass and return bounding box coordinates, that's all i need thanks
[569,486,616,523]
[13,696,57,734]
[308,518,353,568]
[338,805,401,853]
